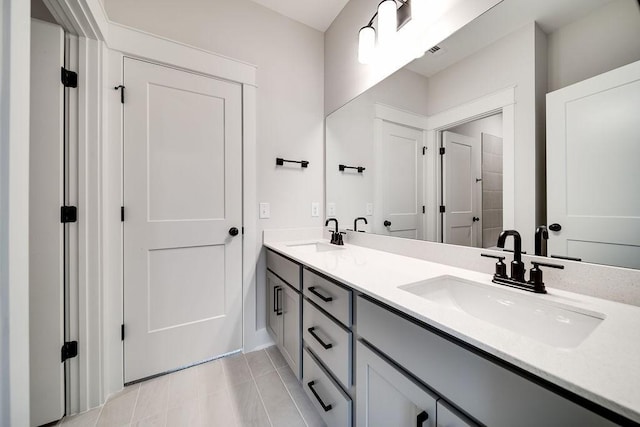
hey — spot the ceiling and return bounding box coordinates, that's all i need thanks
[407,0,616,77]
[250,0,350,32]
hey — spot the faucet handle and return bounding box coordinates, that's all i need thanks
[528,261,564,293]
[481,253,507,278]
[531,261,564,270]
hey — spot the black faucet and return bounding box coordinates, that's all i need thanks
[325,218,343,245]
[496,230,525,282]
[534,226,549,257]
[354,217,368,232]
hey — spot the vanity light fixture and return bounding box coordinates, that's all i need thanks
[358,0,421,64]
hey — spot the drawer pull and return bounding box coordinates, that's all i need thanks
[307,327,333,349]
[273,285,279,313]
[276,287,283,316]
[309,286,333,302]
[416,410,429,426]
[307,380,333,412]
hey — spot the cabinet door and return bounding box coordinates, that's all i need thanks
[280,284,301,377]
[436,401,477,427]
[357,341,437,427]
[266,271,283,342]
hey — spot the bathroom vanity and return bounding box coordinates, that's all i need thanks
[264,236,640,427]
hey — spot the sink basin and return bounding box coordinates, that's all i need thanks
[399,275,604,349]
[286,242,345,253]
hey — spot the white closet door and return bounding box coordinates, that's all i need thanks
[442,131,481,247]
[123,58,243,382]
[29,19,65,426]
[378,120,424,239]
[547,61,640,268]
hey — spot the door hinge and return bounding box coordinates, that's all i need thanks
[61,67,78,88]
[422,146,427,155]
[61,206,78,223]
[121,206,125,222]
[439,147,445,155]
[114,85,125,103]
[242,227,245,235]
[121,324,125,341]
[61,341,78,362]
[422,206,426,214]
[440,205,446,213]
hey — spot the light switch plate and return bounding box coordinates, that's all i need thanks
[311,202,320,217]
[366,203,374,216]
[259,203,270,219]
[327,203,336,217]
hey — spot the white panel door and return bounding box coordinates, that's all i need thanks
[378,121,424,239]
[442,131,481,247]
[29,19,65,426]
[547,61,640,269]
[123,58,243,382]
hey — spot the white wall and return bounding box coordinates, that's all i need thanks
[0,0,32,425]
[326,68,429,230]
[547,0,640,92]
[102,0,324,334]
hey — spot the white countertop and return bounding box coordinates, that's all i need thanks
[264,239,640,424]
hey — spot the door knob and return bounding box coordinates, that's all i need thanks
[383,220,391,227]
[472,216,480,222]
[549,223,562,232]
[229,227,239,236]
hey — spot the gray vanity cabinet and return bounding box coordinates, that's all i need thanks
[266,250,302,378]
[436,401,477,427]
[357,295,616,427]
[356,341,438,427]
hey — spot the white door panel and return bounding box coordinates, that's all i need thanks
[123,58,243,382]
[378,120,424,239]
[29,19,65,426]
[547,61,640,268]
[442,131,481,247]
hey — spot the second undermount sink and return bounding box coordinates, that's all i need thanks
[286,242,345,253]
[399,275,605,349]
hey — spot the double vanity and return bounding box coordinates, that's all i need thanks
[264,233,640,426]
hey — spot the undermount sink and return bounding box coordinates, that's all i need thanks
[399,275,605,349]
[286,242,345,253]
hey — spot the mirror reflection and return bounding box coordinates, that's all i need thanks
[325,0,640,269]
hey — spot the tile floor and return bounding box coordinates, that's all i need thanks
[59,346,325,427]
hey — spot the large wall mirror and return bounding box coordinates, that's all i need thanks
[326,0,640,269]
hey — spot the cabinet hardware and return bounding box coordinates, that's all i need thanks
[276,287,283,316]
[307,381,333,412]
[308,286,333,302]
[416,411,429,426]
[60,206,77,223]
[307,327,333,350]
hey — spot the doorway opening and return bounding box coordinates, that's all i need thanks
[439,113,503,248]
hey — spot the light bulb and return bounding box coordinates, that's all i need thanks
[377,0,397,47]
[358,26,376,64]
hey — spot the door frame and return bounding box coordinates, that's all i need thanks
[40,0,261,413]
[426,87,515,245]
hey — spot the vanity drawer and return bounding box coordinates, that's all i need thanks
[303,299,351,388]
[357,296,616,427]
[303,347,352,427]
[267,249,301,290]
[303,268,352,327]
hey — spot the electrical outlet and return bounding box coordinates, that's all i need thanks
[311,202,320,217]
[259,203,270,219]
[366,203,374,216]
[327,203,336,217]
